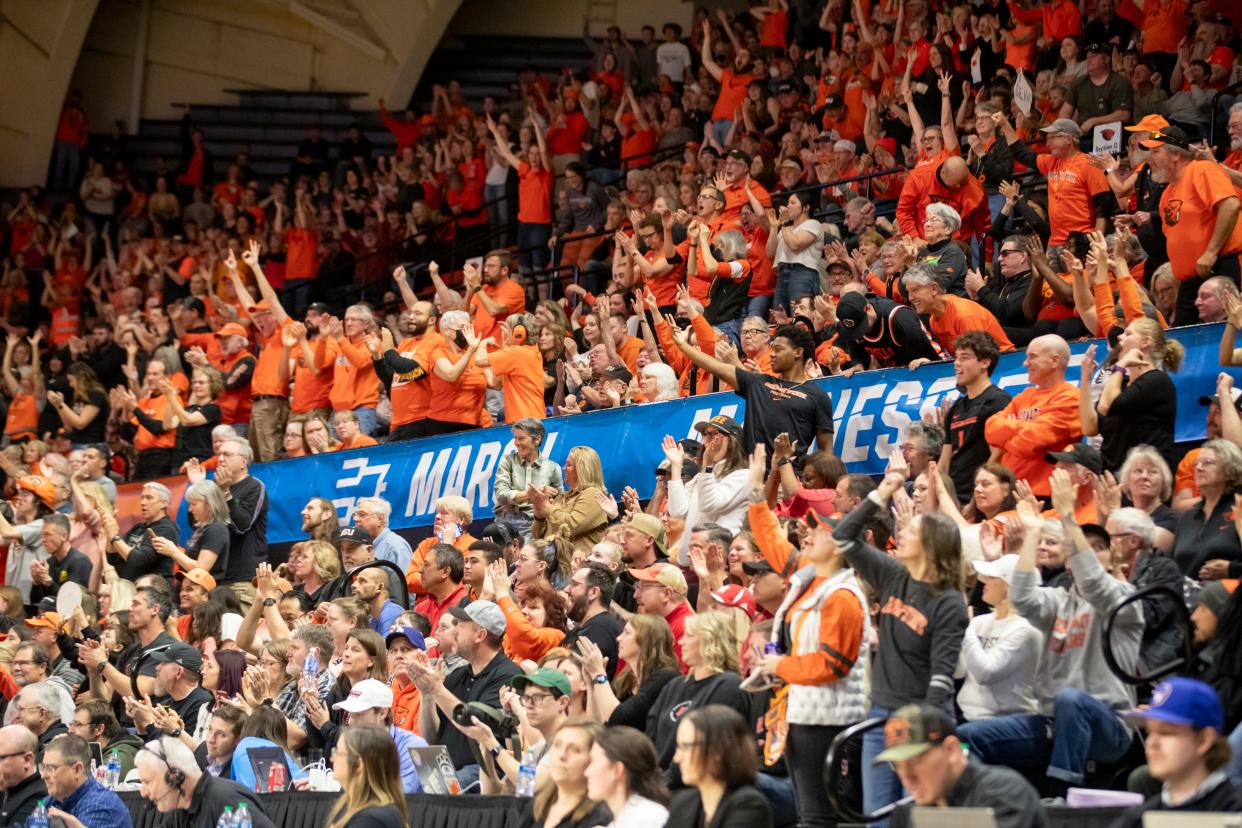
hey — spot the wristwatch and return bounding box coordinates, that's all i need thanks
[262,598,277,608]
[167,727,182,738]
[592,673,608,685]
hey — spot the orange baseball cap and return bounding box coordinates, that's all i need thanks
[25,612,63,632]
[1124,114,1169,133]
[247,299,273,314]
[16,475,57,508]
[181,569,217,592]
[217,322,249,339]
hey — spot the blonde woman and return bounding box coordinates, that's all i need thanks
[326,725,408,828]
[71,479,113,592]
[531,446,610,577]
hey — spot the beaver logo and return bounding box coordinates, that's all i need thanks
[1163,199,1183,227]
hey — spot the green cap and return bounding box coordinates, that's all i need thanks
[872,704,956,763]
[511,667,572,698]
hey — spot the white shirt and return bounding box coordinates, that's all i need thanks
[774,218,825,270]
[666,468,751,565]
[608,794,669,828]
[656,42,692,83]
[957,610,1043,720]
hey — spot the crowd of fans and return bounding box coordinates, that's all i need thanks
[1,0,1242,826]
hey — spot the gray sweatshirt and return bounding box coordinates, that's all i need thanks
[1009,540,1143,719]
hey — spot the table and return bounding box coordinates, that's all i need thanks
[120,791,527,828]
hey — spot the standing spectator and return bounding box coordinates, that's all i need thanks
[188,439,266,609]
[700,20,757,146]
[475,314,546,425]
[657,24,692,85]
[1141,126,1242,323]
[29,512,91,604]
[942,332,1012,504]
[1060,43,1134,133]
[485,116,553,289]
[664,421,749,565]
[767,191,824,314]
[324,305,382,438]
[903,265,1014,365]
[493,418,564,539]
[50,91,88,190]
[984,335,1082,498]
[531,446,610,566]
[48,363,108,448]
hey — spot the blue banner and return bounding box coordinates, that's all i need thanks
[226,323,1227,544]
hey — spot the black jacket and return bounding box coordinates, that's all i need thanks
[890,760,1045,828]
[0,771,47,826]
[1110,773,1242,828]
[157,772,275,828]
[667,784,773,828]
[976,270,1034,328]
[1129,549,1188,675]
[222,474,268,579]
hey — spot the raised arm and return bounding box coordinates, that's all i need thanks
[241,238,290,325]
[485,116,522,168]
[938,72,959,151]
[665,314,737,386]
[700,20,723,81]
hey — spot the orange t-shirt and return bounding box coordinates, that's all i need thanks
[285,228,320,281]
[759,9,789,47]
[1005,23,1038,72]
[711,69,758,121]
[1176,448,1200,498]
[1225,150,1242,198]
[338,433,379,450]
[617,336,645,377]
[470,277,526,342]
[724,179,770,222]
[290,337,333,414]
[428,351,487,427]
[216,349,256,425]
[50,301,80,347]
[517,162,553,225]
[930,296,1016,356]
[132,394,177,451]
[646,248,685,308]
[1037,152,1110,246]
[984,382,1083,496]
[389,332,446,427]
[620,121,658,169]
[324,335,380,411]
[487,345,546,423]
[1159,160,1242,281]
[4,394,38,442]
[250,328,289,398]
[1142,0,1187,55]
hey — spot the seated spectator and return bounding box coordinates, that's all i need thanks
[324,725,409,828]
[958,555,1043,721]
[1172,438,1242,579]
[135,735,273,827]
[668,704,773,828]
[631,562,695,670]
[325,679,425,793]
[584,725,670,828]
[68,700,142,781]
[531,446,611,569]
[580,613,679,729]
[0,725,46,826]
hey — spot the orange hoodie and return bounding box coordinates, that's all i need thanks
[984,381,1083,496]
[498,594,566,663]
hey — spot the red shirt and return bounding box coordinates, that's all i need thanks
[414,584,469,637]
[665,601,695,672]
[517,162,553,225]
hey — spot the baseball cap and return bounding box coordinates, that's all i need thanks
[1126,677,1224,731]
[971,554,1038,586]
[25,612,63,632]
[815,130,835,142]
[307,302,333,315]
[779,158,803,171]
[875,137,898,157]
[1084,41,1110,54]
[448,600,507,637]
[1196,579,1239,617]
[386,627,427,651]
[1200,387,1242,411]
[1140,126,1190,150]
[776,82,795,94]
[742,559,776,576]
[826,259,851,273]
[1080,522,1112,545]
[333,678,394,712]
[480,521,518,546]
[1041,118,1084,139]
[339,526,375,546]
[873,704,957,763]
[624,513,667,553]
[694,414,742,438]
[710,584,757,619]
[1045,443,1102,475]
[1125,113,1169,133]
[16,475,57,508]
[248,299,273,314]
[726,149,751,164]
[833,292,870,344]
[804,508,839,530]
[181,569,217,592]
[823,95,844,109]
[511,667,572,697]
[599,364,633,384]
[834,139,857,153]
[217,322,250,339]
[182,297,207,317]
[629,562,688,595]
[150,642,204,674]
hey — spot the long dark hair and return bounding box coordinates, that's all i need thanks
[335,629,388,697]
[594,726,669,805]
[212,649,247,698]
[188,601,224,647]
[240,705,291,752]
[681,705,757,789]
[67,362,104,403]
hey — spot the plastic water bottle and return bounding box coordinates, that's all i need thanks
[235,803,253,828]
[27,799,50,828]
[215,805,234,828]
[515,748,538,797]
[302,646,320,693]
[106,749,121,789]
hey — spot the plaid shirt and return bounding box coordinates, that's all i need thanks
[493,451,563,518]
[275,665,334,730]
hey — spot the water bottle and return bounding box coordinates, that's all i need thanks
[215,806,234,828]
[28,799,50,828]
[515,748,538,797]
[106,749,121,789]
[302,646,320,694]
[235,803,253,828]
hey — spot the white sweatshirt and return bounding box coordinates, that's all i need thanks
[956,610,1044,720]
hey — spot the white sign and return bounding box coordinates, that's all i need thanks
[1093,120,1123,155]
[970,49,982,85]
[1014,70,1033,116]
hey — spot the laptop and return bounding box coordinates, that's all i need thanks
[1144,815,1242,828]
[410,745,459,795]
[246,746,291,793]
[911,807,998,828]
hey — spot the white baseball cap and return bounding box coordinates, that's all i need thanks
[332,678,393,712]
[971,554,1040,586]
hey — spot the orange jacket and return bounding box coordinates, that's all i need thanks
[654,315,720,397]
[895,163,990,243]
[984,381,1083,496]
[498,594,566,663]
[392,676,421,735]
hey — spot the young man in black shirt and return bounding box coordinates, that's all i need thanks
[833,290,945,370]
[669,321,835,458]
[941,331,1012,503]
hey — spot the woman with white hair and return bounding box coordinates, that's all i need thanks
[919,201,969,295]
[693,227,752,339]
[640,363,679,402]
[425,310,485,435]
[1096,445,1176,551]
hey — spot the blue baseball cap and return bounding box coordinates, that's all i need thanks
[384,627,426,651]
[1126,678,1223,731]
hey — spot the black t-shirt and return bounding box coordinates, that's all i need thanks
[844,297,945,369]
[607,668,679,731]
[946,384,1013,503]
[31,548,93,604]
[114,516,181,584]
[1172,495,1242,577]
[338,804,407,828]
[174,402,221,465]
[646,671,748,770]
[65,388,109,444]
[438,651,523,769]
[121,631,178,681]
[157,685,213,731]
[561,611,625,678]
[1098,368,1176,472]
[733,368,834,456]
[187,521,231,584]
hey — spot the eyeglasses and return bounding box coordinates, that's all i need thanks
[740,329,767,336]
[39,762,69,773]
[521,693,554,706]
[11,660,39,668]
[999,249,1023,256]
